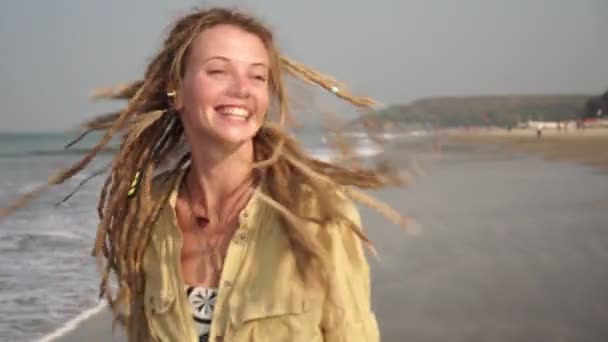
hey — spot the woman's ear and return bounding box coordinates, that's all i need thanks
[167,89,183,111]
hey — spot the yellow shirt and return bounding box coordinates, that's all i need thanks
[135,169,379,342]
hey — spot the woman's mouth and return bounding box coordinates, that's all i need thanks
[215,105,251,121]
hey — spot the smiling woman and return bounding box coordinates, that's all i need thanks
[1,6,409,342]
[176,25,271,147]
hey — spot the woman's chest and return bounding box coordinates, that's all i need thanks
[143,217,327,341]
[211,225,327,341]
[178,214,240,284]
[179,223,238,255]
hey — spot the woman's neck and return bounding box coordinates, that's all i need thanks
[186,137,255,223]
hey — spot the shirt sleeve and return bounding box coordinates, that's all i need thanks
[319,196,380,342]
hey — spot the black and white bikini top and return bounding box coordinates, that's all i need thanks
[185,285,218,342]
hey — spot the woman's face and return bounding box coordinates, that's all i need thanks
[176,24,270,146]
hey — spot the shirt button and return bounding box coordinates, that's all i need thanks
[239,210,248,223]
[236,231,248,244]
[223,280,233,288]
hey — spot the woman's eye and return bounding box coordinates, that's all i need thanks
[208,69,225,75]
[252,75,267,82]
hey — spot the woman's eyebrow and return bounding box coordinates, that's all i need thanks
[202,56,268,68]
[202,56,230,64]
[250,62,268,68]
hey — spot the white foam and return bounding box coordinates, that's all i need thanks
[309,147,336,162]
[31,229,82,241]
[354,144,383,157]
[329,131,430,140]
[36,301,107,342]
[313,153,335,162]
[309,143,384,162]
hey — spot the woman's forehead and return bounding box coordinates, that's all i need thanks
[189,24,270,66]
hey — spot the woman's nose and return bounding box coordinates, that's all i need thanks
[227,73,251,98]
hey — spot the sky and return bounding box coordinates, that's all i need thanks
[0,0,606,132]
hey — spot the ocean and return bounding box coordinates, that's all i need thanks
[0,132,114,341]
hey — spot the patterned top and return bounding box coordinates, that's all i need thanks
[185,285,218,342]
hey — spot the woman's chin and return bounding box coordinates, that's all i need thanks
[212,128,258,146]
[209,116,260,143]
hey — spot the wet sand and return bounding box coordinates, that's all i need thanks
[55,142,608,341]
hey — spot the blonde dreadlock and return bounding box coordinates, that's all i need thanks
[0,7,412,336]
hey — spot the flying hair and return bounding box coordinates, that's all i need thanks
[0,7,417,337]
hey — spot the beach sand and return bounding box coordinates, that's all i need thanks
[448,127,608,172]
[54,140,608,342]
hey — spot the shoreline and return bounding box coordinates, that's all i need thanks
[39,306,125,342]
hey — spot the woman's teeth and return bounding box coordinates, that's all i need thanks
[217,106,250,119]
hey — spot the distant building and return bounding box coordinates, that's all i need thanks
[525,120,559,130]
